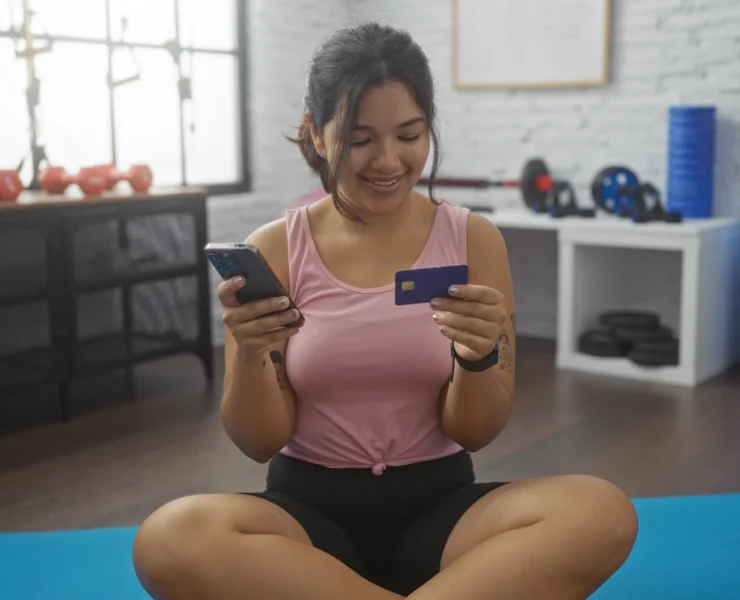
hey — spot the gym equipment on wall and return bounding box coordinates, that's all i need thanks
[418,158,596,218]
[579,310,679,367]
[591,166,683,224]
[12,0,53,189]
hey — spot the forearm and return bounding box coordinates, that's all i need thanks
[441,365,512,452]
[220,350,294,462]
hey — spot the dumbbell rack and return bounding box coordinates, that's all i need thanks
[0,187,213,428]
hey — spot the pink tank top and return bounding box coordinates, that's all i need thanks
[280,200,470,475]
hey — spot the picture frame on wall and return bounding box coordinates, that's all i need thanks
[452,0,612,90]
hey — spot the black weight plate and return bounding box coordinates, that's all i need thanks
[578,329,629,357]
[614,325,674,343]
[520,158,550,211]
[628,347,679,367]
[599,310,661,329]
[633,338,679,354]
[591,165,640,215]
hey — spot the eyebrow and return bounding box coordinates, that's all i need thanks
[353,116,426,131]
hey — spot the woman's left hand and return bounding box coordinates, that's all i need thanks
[431,285,508,362]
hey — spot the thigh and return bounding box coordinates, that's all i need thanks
[133,492,312,581]
[440,475,638,568]
[392,481,508,595]
[244,491,367,579]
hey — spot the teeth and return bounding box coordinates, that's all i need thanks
[370,179,398,186]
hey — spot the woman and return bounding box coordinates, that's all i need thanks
[133,22,637,600]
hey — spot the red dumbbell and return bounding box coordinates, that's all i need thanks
[39,165,110,196]
[96,163,154,193]
[0,170,23,202]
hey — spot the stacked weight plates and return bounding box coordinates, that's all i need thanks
[666,106,716,219]
[578,310,679,367]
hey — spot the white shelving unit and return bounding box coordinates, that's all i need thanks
[483,210,740,386]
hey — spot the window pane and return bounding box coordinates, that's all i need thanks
[0,1,22,31]
[32,0,107,40]
[0,39,29,176]
[34,42,112,173]
[114,48,182,186]
[178,0,237,51]
[183,51,240,185]
[109,0,176,46]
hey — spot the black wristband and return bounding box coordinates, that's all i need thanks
[450,342,498,380]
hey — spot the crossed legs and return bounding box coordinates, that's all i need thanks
[133,475,637,599]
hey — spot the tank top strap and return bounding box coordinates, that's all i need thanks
[284,206,313,299]
[420,201,470,267]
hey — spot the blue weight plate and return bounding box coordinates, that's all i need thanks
[591,166,641,214]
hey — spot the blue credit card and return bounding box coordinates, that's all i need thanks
[395,264,469,306]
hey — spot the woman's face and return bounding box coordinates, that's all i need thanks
[314,81,431,216]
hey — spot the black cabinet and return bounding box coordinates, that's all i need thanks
[0,188,213,424]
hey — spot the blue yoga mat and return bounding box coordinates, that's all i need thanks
[1,494,739,599]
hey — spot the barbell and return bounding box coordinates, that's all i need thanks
[418,158,595,218]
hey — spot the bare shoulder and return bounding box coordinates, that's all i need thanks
[465,211,509,269]
[245,218,290,291]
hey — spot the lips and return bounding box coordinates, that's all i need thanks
[360,173,406,195]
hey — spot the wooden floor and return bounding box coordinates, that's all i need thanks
[1,337,739,533]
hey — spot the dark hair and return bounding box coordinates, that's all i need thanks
[289,22,441,222]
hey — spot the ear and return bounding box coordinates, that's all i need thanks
[305,113,327,159]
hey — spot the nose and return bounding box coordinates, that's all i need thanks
[370,139,402,173]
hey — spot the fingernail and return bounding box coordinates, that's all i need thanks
[277,297,289,307]
[233,276,245,286]
[449,286,459,295]
[430,299,440,308]
[292,309,299,319]
[432,313,440,322]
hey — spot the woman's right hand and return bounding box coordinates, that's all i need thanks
[218,275,303,358]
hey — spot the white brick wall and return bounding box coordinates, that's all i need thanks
[342,0,740,338]
[211,0,740,342]
[348,0,740,218]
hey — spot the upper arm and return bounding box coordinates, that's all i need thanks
[466,212,516,398]
[222,218,297,407]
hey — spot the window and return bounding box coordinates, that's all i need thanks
[0,0,249,195]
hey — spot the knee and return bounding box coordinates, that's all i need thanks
[132,495,216,592]
[568,476,638,568]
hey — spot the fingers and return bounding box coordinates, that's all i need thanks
[433,311,498,338]
[217,276,247,307]
[223,306,301,334]
[218,276,291,316]
[226,307,303,356]
[441,327,495,357]
[431,297,507,324]
[233,323,301,356]
[445,284,504,304]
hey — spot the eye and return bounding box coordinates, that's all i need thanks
[351,139,371,147]
[399,134,421,142]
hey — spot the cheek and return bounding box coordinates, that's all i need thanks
[405,139,431,171]
[346,150,367,178]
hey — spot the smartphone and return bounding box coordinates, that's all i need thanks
[395,264,469,306]
[204,243,304,326]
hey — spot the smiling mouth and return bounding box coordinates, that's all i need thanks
[361,174,405,186]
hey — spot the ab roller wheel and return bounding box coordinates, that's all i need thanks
[590,166,683,224]
[591,166,640,215]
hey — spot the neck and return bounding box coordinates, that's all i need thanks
[338,191,420,237]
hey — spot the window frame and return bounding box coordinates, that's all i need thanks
[0,0,251,196]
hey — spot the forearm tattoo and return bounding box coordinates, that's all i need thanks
[498,314,515,373]
[269,350,291,390]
